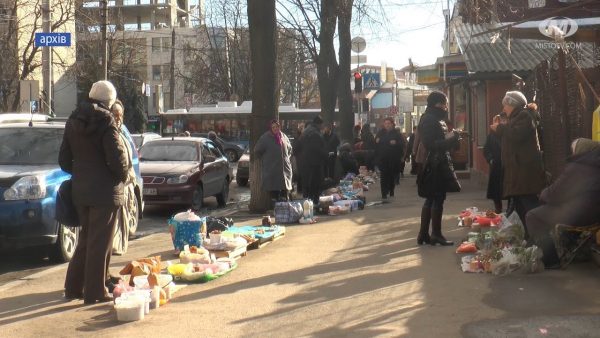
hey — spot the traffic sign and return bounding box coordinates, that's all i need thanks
[351,55,367,64]
[351,36,366,53]
[34,33,71,47]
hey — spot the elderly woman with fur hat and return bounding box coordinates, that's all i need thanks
[59,80,129,304]
[525,139,600,268]
[491,91,545,238]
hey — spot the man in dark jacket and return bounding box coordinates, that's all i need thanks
[323,123,340,180]
[375,118,404,199]
[59,80,129,304]
[299,116,328,204]
[406,127,418,175]
[526,139,600,268]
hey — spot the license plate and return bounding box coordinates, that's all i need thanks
[143,188,157,196]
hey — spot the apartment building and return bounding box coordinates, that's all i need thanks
[77,0,206,113]
[0,0,77,114]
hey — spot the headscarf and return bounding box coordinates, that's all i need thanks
[571,138,600,155]
[270,119,282,146]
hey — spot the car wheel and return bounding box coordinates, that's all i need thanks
[225,149,238,162]
[49,223,79,263]
[112,212,129,256]
[191,185,204,211]
[127,191,139,237]
[216,178,229,207]
[236,177,248,187]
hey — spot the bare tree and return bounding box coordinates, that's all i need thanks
[248,0,279,212]
[336,0,354,142]
[0,0,75,112]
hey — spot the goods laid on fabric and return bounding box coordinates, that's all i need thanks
[274,201,303,224]
[179,245,211,264]
[458,207,502,228]
[328,205,350,215]
[168,211,206,253]
[167,260,237,283]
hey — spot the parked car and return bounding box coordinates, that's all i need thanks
[131,132,161,150]
[192,133,245,163]
[139,137,232,210]
[236,148,250,186]
[0,118,143,262]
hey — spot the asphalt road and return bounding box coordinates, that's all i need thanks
[0,172,250,288]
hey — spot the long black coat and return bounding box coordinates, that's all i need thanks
[483,133,503,200]
[417,106,459,196]
[298,123,328,167]
[59,102,129,206]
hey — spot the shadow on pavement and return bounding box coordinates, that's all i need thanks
[0,290,84,326]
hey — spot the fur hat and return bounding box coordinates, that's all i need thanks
[502,91,527,108]
[89,80,117,108]
[427,91,447,107]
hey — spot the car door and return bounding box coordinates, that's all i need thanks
[200,143,218,196]
[206,141,229,189]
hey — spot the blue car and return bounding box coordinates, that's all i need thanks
[0,119,143,262]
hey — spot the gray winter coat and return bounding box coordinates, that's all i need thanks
[254,131,293,192]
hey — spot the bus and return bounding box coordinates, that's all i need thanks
[158,101,325,142]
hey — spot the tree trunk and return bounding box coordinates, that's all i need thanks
[336,0,354,142]
[248,0,279,213]
[317,0,339,125]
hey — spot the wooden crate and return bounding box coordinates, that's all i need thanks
[248,227,286,250]
[208,245,247,261]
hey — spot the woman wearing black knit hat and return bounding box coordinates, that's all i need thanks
[416,91,460,246]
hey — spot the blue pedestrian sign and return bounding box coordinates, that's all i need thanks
[34,32,71,47]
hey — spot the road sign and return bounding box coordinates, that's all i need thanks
[351,55,367,64]
[34,33,71,47]
[351,36,366,53]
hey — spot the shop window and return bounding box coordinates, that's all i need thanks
[152,65,161,80]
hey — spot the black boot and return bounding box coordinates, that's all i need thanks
[417,207,431,245]
[430,208,453,246]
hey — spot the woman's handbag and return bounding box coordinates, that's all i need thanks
[55,179,80,227]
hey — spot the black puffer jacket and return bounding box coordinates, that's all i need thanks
[375,128,404,167]
[299,123,328,167]
[59,101,129,206]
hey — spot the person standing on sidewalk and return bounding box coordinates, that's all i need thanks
[483,113,506,214]
[254,120,293,206]
[406,127,417,175]
[375,118,404,199]
[323,123,340,180]
[299,116,328,204]
[417,91,459,246]
[490,91,545,238]
[291,126,304,195]
[59,80,129,304]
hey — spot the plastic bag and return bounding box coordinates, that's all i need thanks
[491,248,521,276]
[456,242,478,253]
[515,245,545,274]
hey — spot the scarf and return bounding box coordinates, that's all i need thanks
[270,119,283,146]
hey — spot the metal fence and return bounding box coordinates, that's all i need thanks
[524,46,598,179]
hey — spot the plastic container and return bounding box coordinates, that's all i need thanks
[114,295,146,321]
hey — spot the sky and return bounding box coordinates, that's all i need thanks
[351,0,456,69]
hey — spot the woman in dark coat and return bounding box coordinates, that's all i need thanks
[254,120,293,204]
[59,80,129,304]
[416,91,460,246]
[375,118,404,199]
[491,91,546,237]
[360,126,376,170]
[525,139,600,267]
[338,142,359,178]
[483,114,506,213]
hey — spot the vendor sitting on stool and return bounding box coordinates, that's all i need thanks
[525,138,600,268]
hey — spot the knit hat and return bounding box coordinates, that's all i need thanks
[89,80,117,108]
[502,91,527,108]
[426,91,447,107]
[571,138,600,155]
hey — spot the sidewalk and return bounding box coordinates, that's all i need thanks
[1,176,600,337]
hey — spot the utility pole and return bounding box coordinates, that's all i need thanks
[169,28,176,110]
[101,0,108,80]
[42,0,52,114]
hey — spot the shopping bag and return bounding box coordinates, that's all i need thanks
[55,179,79,227]
[168,217,204,253]
[274,201,303,224]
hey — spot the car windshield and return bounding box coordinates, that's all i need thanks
[140,142,198,161]
[0,127,63,165]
